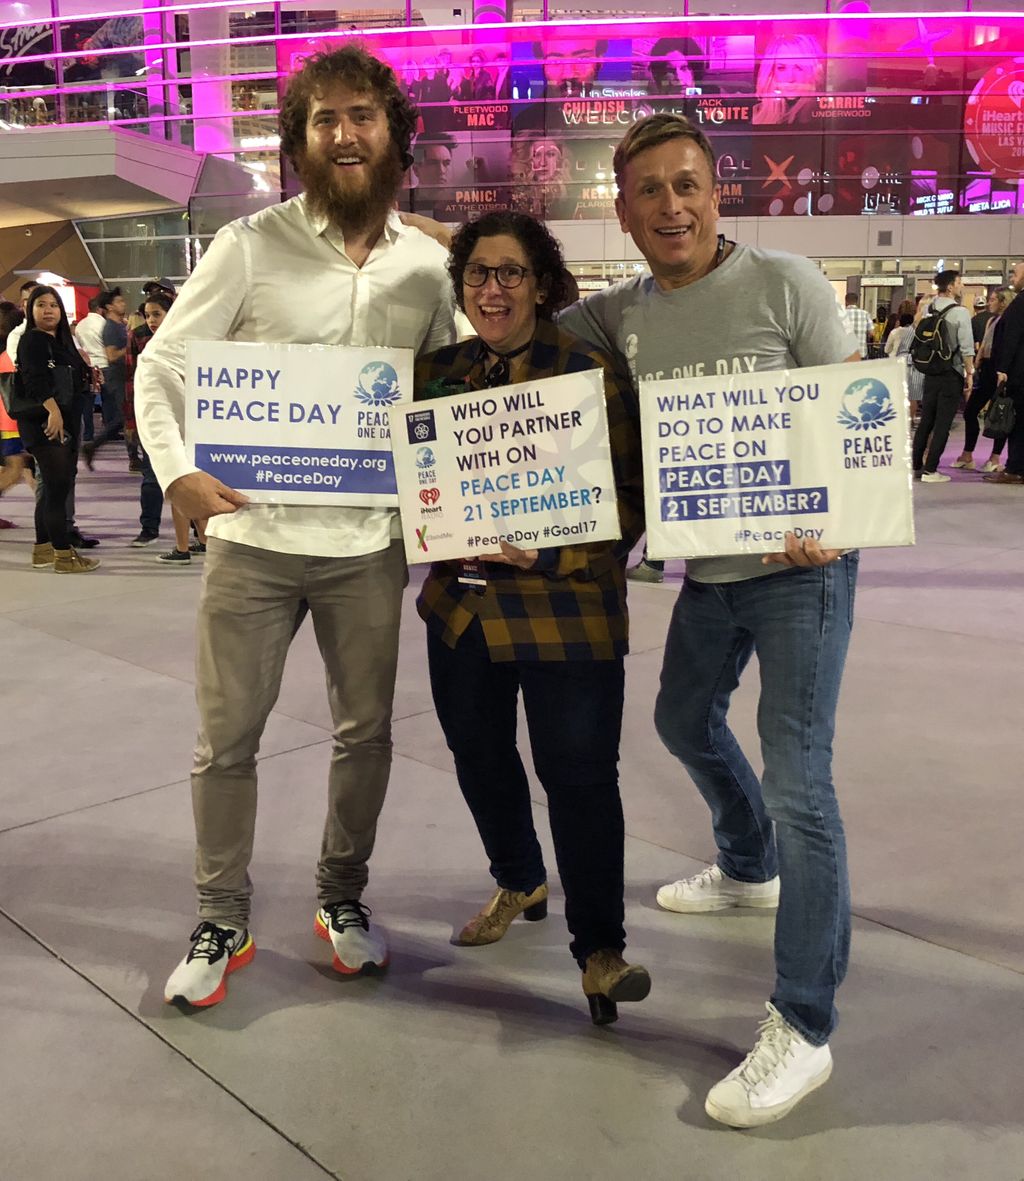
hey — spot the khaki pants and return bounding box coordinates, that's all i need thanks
[191,537,407,927]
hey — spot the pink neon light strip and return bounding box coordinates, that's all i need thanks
[4,10,1024,70]
[3,4,1023,34]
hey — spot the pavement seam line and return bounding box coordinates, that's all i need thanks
[0,907,343,1181]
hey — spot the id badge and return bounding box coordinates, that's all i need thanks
[457,559,487,588]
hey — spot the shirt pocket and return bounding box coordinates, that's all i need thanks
[385,302,432,352]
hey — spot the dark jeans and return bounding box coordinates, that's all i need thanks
[1004,384,1024,476]
[18,413,78,549]
[93,369,125,451]
[139,447,163,534]
[963,361,1005,456]
[639,546,664,573]
[427,619,626,966]
[32,396,81,530]
[80,395,95,443]
[913,369,965,473]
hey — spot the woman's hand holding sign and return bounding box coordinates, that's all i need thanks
[168,471,249,519]
[763,533,843,568]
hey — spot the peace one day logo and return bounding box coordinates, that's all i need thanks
[837,377,896,431]
[354,361,401,407]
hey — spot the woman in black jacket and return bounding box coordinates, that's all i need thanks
[14,286,98,573]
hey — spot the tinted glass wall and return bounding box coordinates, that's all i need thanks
[2,8,1023,224]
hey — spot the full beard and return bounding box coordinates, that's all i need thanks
[299,149,404,233]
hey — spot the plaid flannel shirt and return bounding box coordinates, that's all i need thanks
[414,317,644,662]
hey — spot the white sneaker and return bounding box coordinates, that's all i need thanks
[921,471,951,483]
[164,922,255,1007]
[315,901,389,975]
[705,1003,833,1128]
[656,864,780,914]
[950,457,975,470]
[981,459,1002,473]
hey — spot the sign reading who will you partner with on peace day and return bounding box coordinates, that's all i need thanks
[184,340,413,505]
[391,369,620,564]
[640,358,914,559]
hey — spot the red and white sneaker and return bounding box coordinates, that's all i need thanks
[315,901,389,975]
[164,922,255,1008]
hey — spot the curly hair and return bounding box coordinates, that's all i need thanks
[447,212,569,321]
[279,44,418,170]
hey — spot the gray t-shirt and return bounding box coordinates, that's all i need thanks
[558,243,856,583]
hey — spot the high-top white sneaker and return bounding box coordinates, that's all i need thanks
[164,922,255,1008]
[315,901,389,975]
[705,1003,833,1127]
[656,864,780,913]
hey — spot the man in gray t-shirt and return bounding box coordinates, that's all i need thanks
[559,113,860,1130]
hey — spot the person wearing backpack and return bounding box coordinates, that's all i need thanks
[911,270,974,483]
[985,259,1024,485]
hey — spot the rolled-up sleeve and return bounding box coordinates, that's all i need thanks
[955,309,975,364]
[135,224,248,491]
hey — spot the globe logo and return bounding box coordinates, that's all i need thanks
[416,446,436,469]
[355,361,401,407]
[837,377,896,431]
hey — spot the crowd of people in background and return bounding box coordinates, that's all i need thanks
[0,276,209,568]
[3,260,1021,581]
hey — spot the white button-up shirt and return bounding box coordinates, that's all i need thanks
[135,195,456,557]
[74,311,109,370]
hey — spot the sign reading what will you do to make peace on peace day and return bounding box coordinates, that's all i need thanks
[640,358,915,560]
[391,369,620,564]
[185,340,413,506]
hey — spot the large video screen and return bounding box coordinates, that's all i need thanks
[276,15,1024,221]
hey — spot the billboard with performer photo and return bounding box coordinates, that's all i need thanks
[277,15,1024,222]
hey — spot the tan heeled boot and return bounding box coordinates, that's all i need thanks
[452,883,548,946]
[31,542,55,568]
[581,950,651,1025]
[53,547,100,574]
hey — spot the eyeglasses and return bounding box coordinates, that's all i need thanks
[463,263,531,289]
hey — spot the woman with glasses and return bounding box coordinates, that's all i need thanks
[414,211,649,1025]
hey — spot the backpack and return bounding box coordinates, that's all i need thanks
[910,303,959,376]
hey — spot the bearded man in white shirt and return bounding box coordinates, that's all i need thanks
[136,45,457,1009]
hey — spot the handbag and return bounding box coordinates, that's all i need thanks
[983,382,1016,440]
[0,335,74,417]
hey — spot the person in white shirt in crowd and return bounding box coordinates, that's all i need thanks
[840,293,871,358]
[884,307,924,426]
[136,44,456,1010]
[911,270,975,483]
[4,281,38,362]
[73,294,106,443]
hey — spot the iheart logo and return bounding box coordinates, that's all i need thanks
[419,487,440,506]
[1009,80,1024,110]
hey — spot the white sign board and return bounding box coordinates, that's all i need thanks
[184,340,413,505]
[641,358,915,559]
[392,369,620,564]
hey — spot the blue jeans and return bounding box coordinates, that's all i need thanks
[653,554,859,1045]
